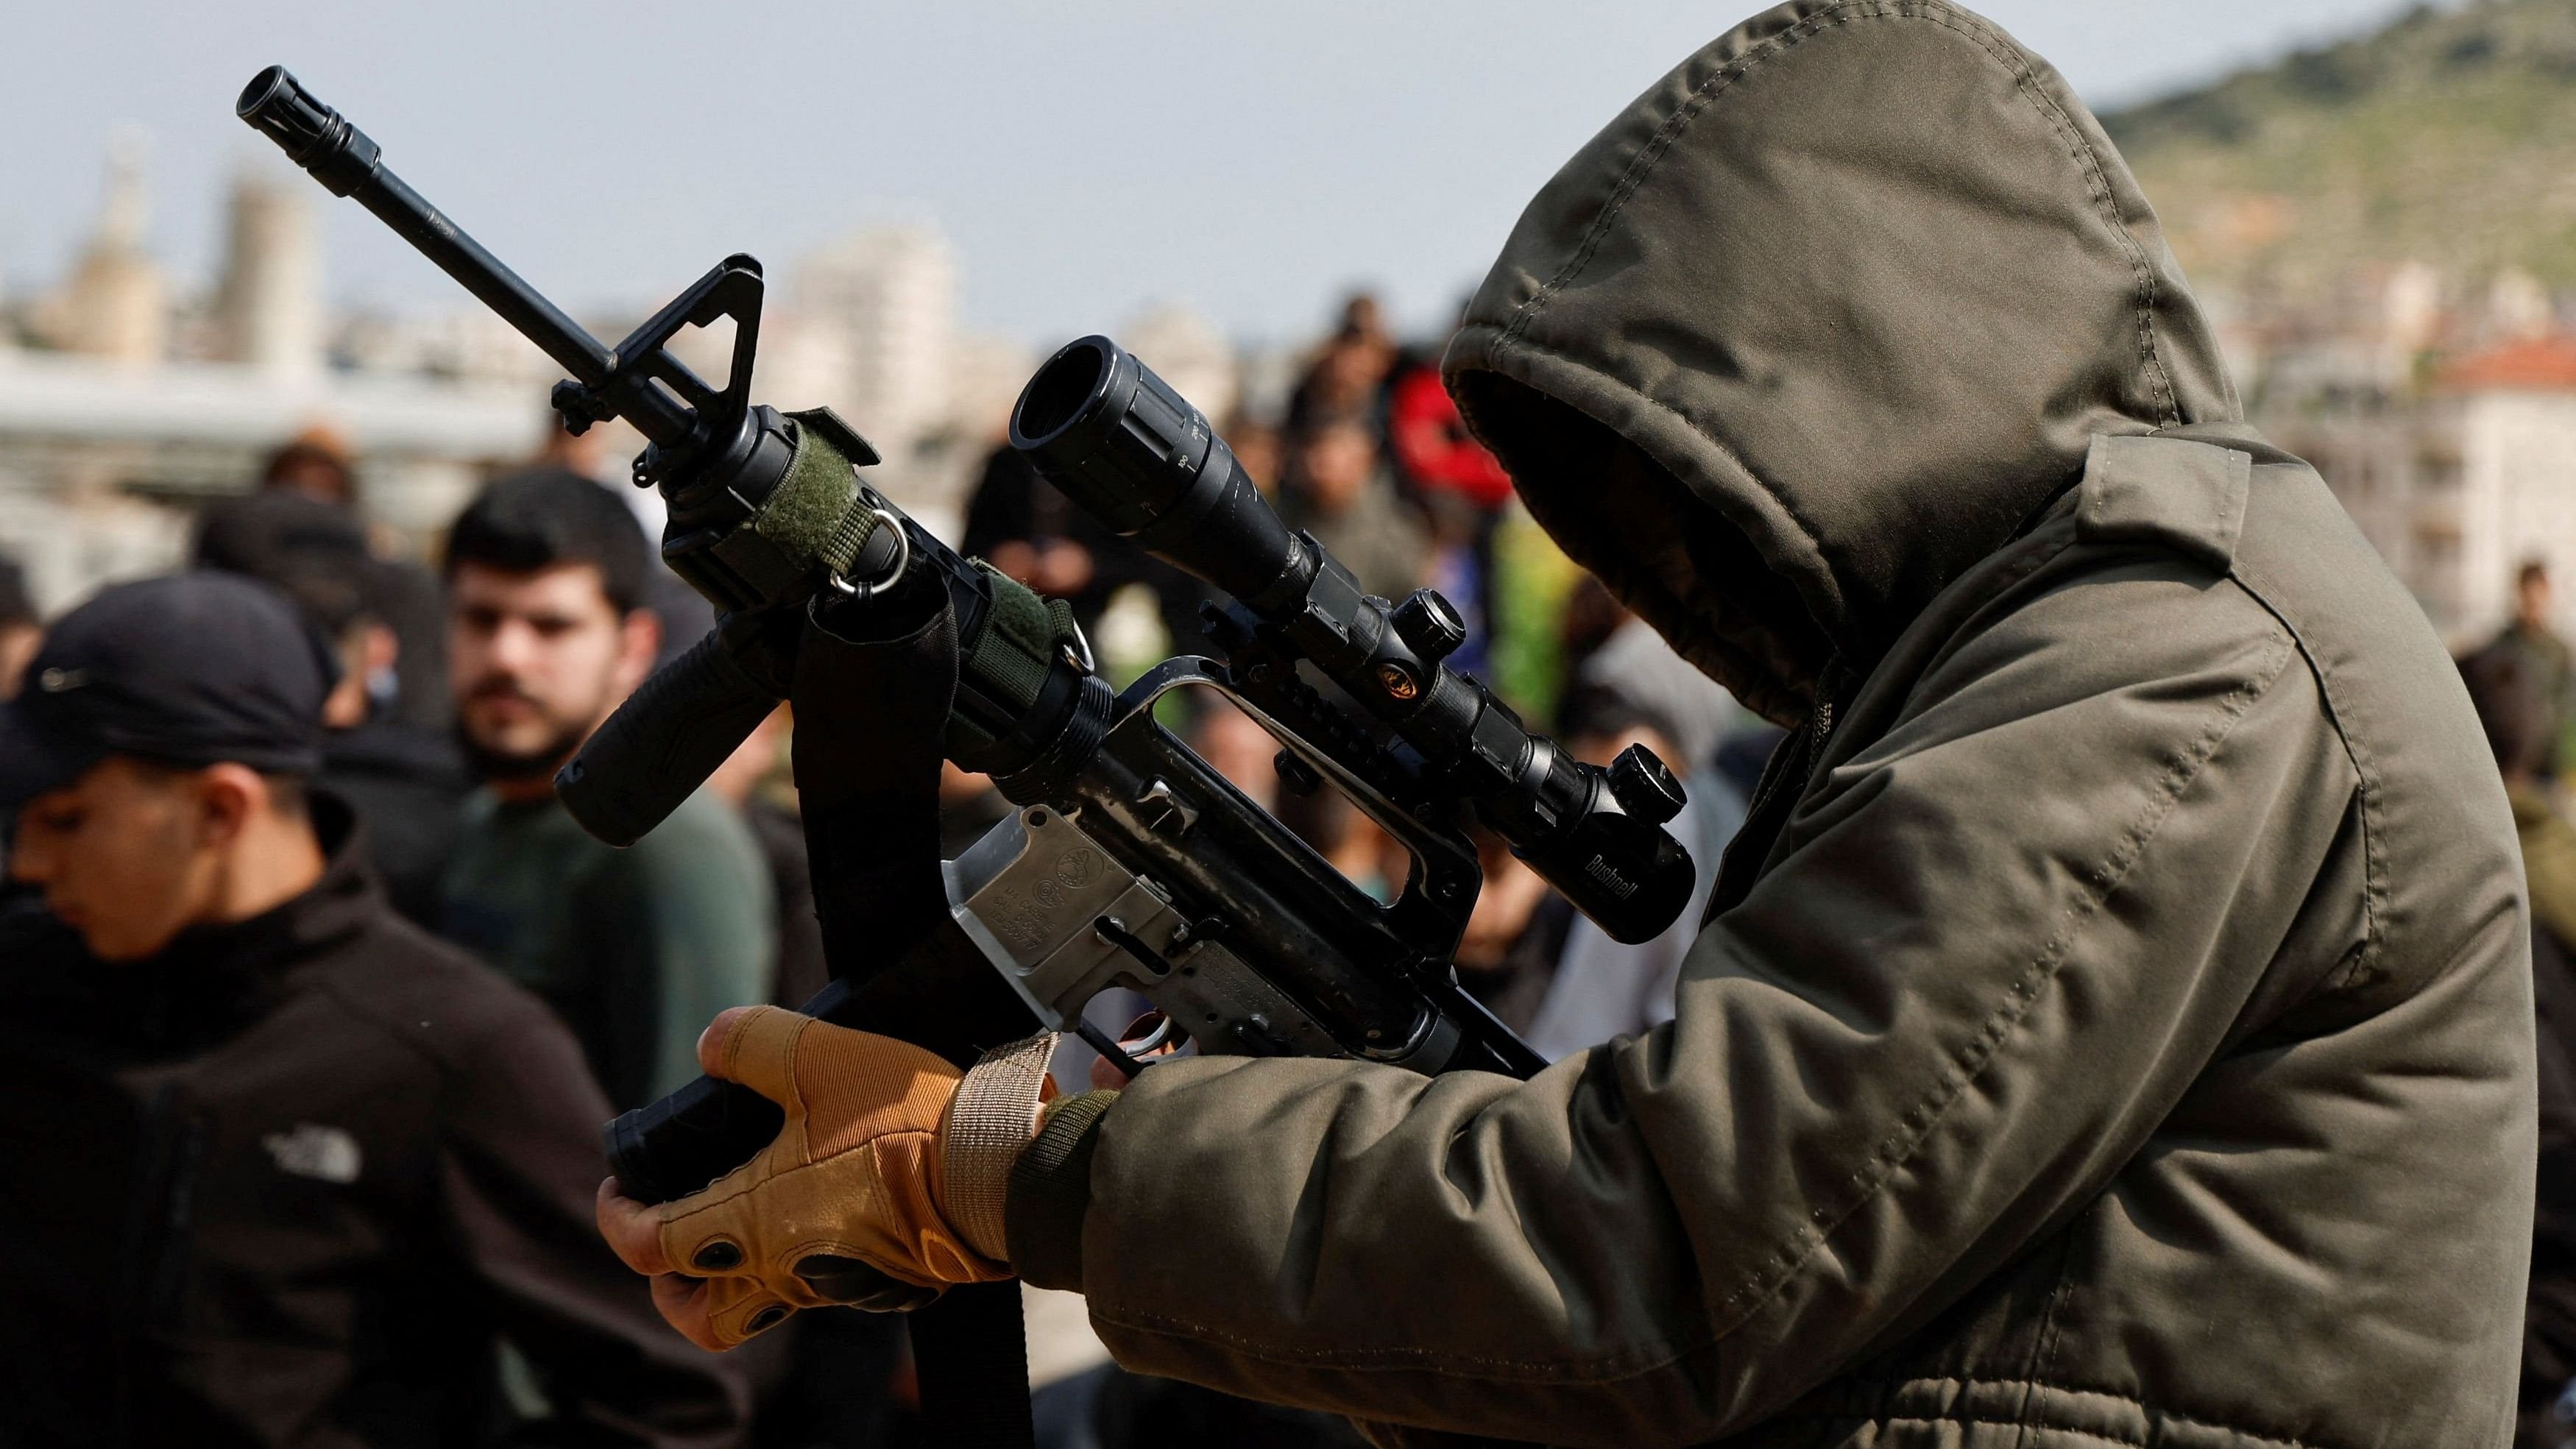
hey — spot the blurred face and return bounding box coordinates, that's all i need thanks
[2522,573,2552,631]
[1301,426,1376,515]
[11,757,227,961]
[1311,343,1388,414]
[269,455,353,506]
[448,561,657,789]
[1189,702,1279,809]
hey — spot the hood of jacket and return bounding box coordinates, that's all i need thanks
[1444,0,2239,724]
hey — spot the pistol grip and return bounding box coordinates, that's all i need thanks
[604,1075,785,1204]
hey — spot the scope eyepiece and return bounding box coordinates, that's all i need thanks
[1013,336,1308,609]
[237,66,381,197]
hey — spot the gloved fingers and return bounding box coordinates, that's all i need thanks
[694,1006,757,1076]
[647,1270,796,1351]
[795,1251,944,1314]
[595,1177,676,1276]
[647,1272,716,1348]
[701,1276,799,1348]
[697,1004,812,1108]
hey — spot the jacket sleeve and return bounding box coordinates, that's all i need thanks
[1016,559,2359,1445]
[439,987,751,1447]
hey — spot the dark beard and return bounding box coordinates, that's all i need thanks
[454,717,591,790]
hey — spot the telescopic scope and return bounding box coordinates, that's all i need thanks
[1011,337,1697,944]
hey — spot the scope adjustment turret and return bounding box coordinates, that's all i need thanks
[1390,589,1468,666]
[1607,743,1687,827]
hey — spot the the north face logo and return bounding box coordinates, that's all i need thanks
[263,1122,361,1184]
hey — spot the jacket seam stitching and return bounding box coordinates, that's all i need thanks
[1702,624,2298,1332]
[2224,559,2384,988]
[2009,1227,2082,1446]
[1879,536,2070,734]
[1495,1,2181,425]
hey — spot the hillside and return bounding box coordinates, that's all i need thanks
[2100,0,2576,297]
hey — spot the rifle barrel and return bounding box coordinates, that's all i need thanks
[236,65,693,446]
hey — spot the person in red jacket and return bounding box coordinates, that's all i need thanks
[1387,355,1514,511]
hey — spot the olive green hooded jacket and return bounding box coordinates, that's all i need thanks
[1008,3,2537,1444]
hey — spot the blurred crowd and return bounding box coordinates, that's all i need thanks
[13,283,2576,1446]
[0,293,1783,1449]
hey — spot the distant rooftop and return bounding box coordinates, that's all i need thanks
[0,349,545,453]
[2443,337,2576,393]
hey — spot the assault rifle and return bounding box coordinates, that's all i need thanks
[241,63,1697,1445]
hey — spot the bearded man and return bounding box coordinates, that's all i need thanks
[438,469,775,1110]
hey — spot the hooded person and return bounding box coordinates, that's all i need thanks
[596,4,2536,1444]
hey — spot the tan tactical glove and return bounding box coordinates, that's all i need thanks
[595,1005,1055,1350]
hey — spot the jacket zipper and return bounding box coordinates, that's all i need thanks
[110,1081,205,1449]
[1705,685,1841,924]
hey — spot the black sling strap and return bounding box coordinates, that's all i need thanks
[789,590,1038,1449]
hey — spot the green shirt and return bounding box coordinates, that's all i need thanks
[440,787,774,1109]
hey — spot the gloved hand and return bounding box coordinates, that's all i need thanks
[596,1005,1055,1350]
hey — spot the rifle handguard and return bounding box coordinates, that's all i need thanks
[557,624,782,849]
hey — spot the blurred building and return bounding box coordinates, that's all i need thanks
[0,138,1269,617]
[793,227,955,468]
[1124,305,1239,425]
[333,306,559,387]
[898,330,1036,540]
[0,141,551,614]
[210,169,322,380]
[36,134,169,366]
[1128,301,1247,425]
[946,332,1036,444]
[2265,303,2576,645]
[2446,339,2576,636]
[0,350,548,611]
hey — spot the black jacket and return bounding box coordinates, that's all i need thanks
[0,800,745,1447]
[319,718,468,929]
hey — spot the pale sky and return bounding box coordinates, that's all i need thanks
[3,0,2446,347]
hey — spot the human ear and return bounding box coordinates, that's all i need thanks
[614,608,662,695]
[194,763,261,848]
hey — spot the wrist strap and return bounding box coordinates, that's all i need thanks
[941,1033,1059,1262]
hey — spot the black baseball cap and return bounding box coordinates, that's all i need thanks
[0,572,339,808]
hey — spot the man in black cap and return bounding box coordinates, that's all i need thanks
[0,572,746,1445]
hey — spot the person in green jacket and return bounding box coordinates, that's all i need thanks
[437,470,774,1110]
[603,4,2536,1445]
